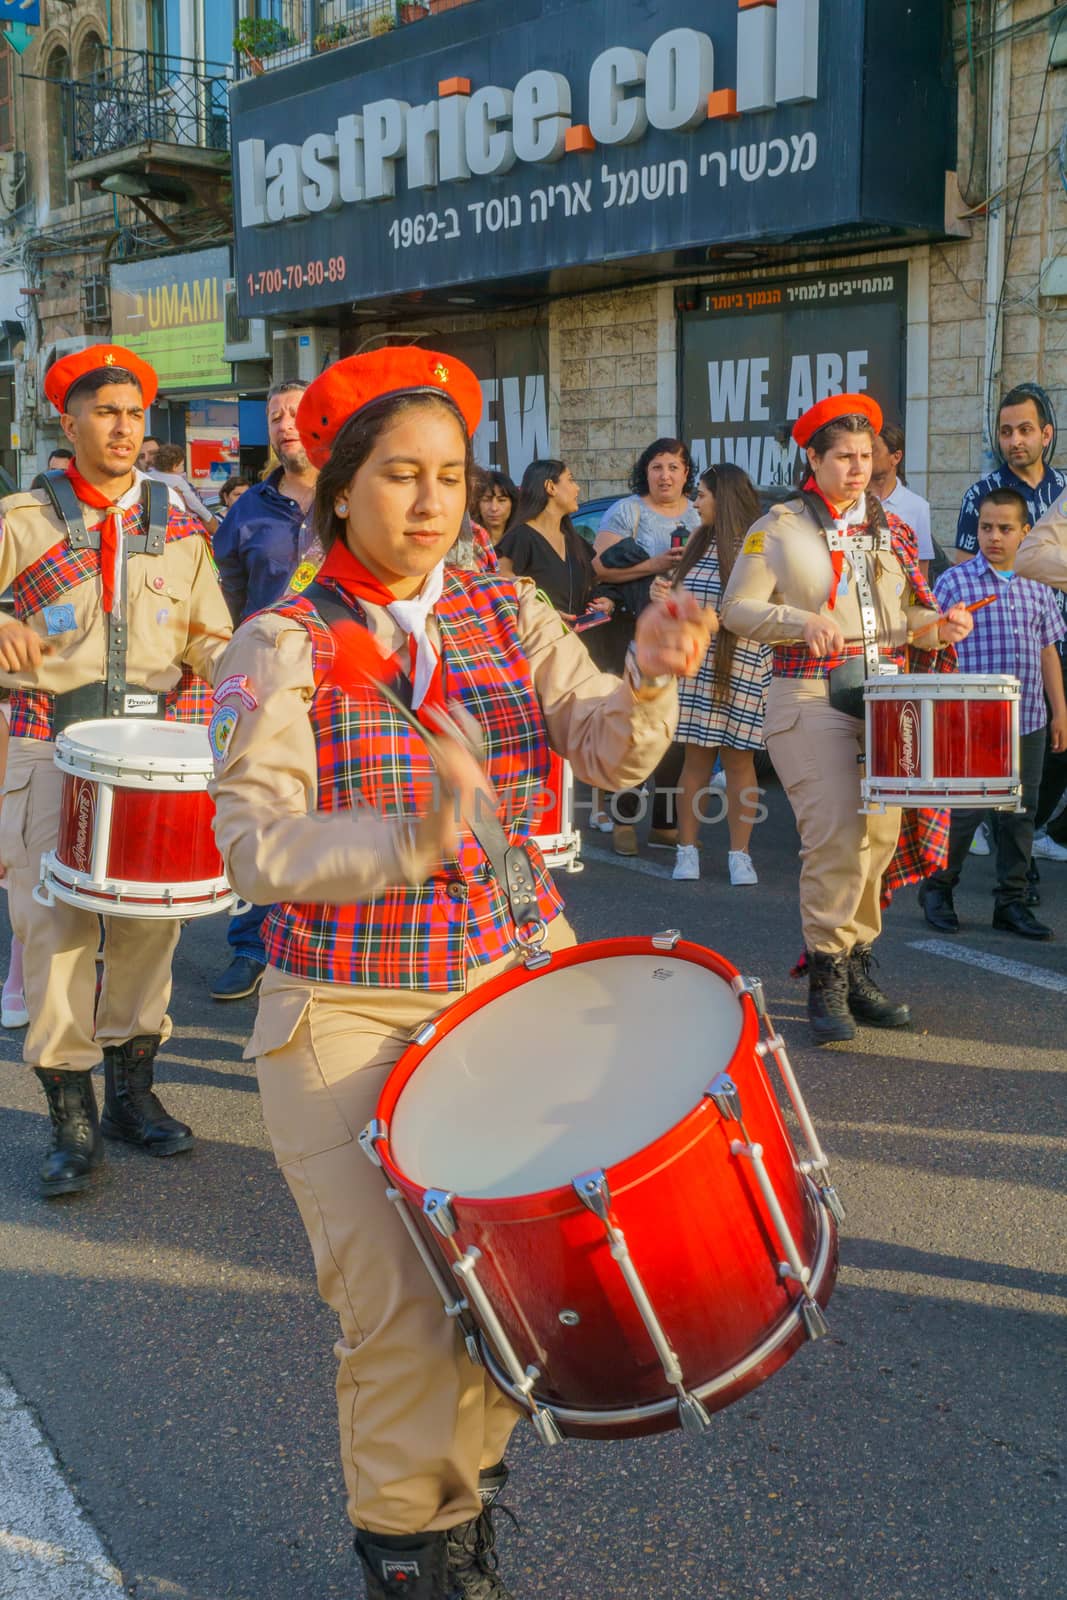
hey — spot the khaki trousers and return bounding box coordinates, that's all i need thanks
[250,917,577,1536]
[0,741,179,1072]
[764,679,902,956]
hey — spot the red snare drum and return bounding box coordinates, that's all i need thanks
[530,753,582,873]
[36,719,234,919]
[862,673,1021,812]
[364,936,841,1443]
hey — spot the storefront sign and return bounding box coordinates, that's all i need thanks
[230,0,950,318]
[110,248,231,392]
[431,325,550,483]
[680,265,908,488]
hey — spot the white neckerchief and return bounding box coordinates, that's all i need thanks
[386,560,445,709]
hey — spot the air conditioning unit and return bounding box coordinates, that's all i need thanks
[272,326,338,384]
[223,281,270,362]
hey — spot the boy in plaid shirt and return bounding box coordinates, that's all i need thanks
[920,488,1067,939]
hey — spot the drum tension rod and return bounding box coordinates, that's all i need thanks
[730,976,845,1227]
[704,1075,830,1344]
[572,1169,712,1437]
[358,1120,388,1168]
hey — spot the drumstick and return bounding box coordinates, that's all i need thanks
[911,594,997,641]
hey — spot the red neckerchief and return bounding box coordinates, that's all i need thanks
[64,464,130,613]
[804,475,863,612]
[317,540,448,721]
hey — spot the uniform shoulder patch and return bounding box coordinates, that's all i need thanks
[208,705,239,765]
[742,529,766,556]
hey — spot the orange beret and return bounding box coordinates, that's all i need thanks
[792,392,883,449]
[44,344,159,413]
[297,347,483,470]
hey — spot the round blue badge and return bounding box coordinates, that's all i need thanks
[208,705,238,764]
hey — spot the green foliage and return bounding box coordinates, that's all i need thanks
[232,18,298,58]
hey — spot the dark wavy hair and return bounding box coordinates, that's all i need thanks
[673,464,761,706]
[470,466,517,518]
[629,437,695,498]
[312,392,472,551]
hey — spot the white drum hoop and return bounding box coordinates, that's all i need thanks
[56,718,215,792]
[35,854,235,920]
[862,672,1022,813]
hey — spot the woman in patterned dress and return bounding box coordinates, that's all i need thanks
[658,465,772,885]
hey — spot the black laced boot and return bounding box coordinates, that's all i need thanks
[445,1463,515,1600]
[101,1035,193,1156]
[847,944,911,1028]
[807,950,855,1044]
[355,1529,455,1599]
[34,1068,103,1198]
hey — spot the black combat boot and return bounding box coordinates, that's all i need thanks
[101,1035,193,1156]
[847,944,911,1028]
[34,1068,103,1198]
[355,1529,455,1599]
[807,950,855,1044]
[446,1463,515,1600]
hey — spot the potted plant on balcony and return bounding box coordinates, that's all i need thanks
[233,18,298,75]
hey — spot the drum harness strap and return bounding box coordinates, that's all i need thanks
[800,490,898,718]
[38,470,170,732]
[304,582,548,956]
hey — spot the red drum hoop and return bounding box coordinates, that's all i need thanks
[36,718,235,919]
[862,673,1022,812]
[366,935,841,1442]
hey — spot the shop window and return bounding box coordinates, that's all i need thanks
[45,49,75,210]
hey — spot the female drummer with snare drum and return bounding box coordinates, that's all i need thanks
[719,393,972,1046]
[208,348,711,1600]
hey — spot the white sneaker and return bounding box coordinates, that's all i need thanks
[672,845,700,881]
[728,850,758,886]
[2,995,28,1028]
[969,822,991,857]
[1032,831,1067,862]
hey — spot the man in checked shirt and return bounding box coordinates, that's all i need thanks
[920,489,1067,941]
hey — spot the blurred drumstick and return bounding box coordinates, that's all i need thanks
[912,593,996,641]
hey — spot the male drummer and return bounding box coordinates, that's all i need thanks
[919,490,1066,939]
[0,345,232,1197]
[719,394,972,1042]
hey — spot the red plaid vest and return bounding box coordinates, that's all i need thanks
[263,570,564,991]
[8,500,214,739]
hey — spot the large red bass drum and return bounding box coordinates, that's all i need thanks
[362,935,842,1443]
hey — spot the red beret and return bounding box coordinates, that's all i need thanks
[297,347,483,470]
[44,344,159,413]
[792,393,883,449]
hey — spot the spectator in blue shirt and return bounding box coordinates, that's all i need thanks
[210,381,318,1000]
[921,489,1067,941]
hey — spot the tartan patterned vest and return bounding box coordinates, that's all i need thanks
[9,500,213,739]
[263,569,564,991]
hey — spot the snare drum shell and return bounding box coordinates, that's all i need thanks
[864,674,1021,808]
[56,776,222,885]
[377,939,836,1439]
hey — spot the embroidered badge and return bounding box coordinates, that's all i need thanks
[742,530,765,555]
[152,575,166,591]
[208,705,238,764]
[213,672,258,711]
[156,607,170,625]
[43,603,76,635]
[290,561,317,593]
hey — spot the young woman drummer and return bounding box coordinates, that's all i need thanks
[719,393,973,1044]
[208,347,711,1600]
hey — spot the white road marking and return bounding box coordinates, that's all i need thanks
[577,843,674,879]
[0,1378,124,1597]
[908,938,1067,995]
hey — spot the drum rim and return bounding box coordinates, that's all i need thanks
[376,935,759,1217]
[864,673,1020,698]
[57,718,215,781]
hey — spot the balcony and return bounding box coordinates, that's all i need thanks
[60,48,231,213]
[237,1,480,77]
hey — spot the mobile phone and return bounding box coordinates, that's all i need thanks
[670,525,687,551]
[573,607,611,633]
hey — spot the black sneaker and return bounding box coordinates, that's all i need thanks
[211,956,265,1001]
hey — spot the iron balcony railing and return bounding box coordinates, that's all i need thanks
[237,1,480,76]
[63,48,232,165]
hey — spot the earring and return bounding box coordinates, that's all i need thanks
[335,502,349,518]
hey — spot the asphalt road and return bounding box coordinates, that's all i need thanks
[0,782,1064,1600]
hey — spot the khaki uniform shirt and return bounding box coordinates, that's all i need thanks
[210,577,678,908]
[0,477,231,703]
[1016,498,1067,593]
[718,496,941,648]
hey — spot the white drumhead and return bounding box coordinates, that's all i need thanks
[390,952,743,1200]
[57,719,213,786]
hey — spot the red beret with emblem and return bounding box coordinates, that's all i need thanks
[44,343,159,414]
[792,392,884,449]
[296,347,483,469]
